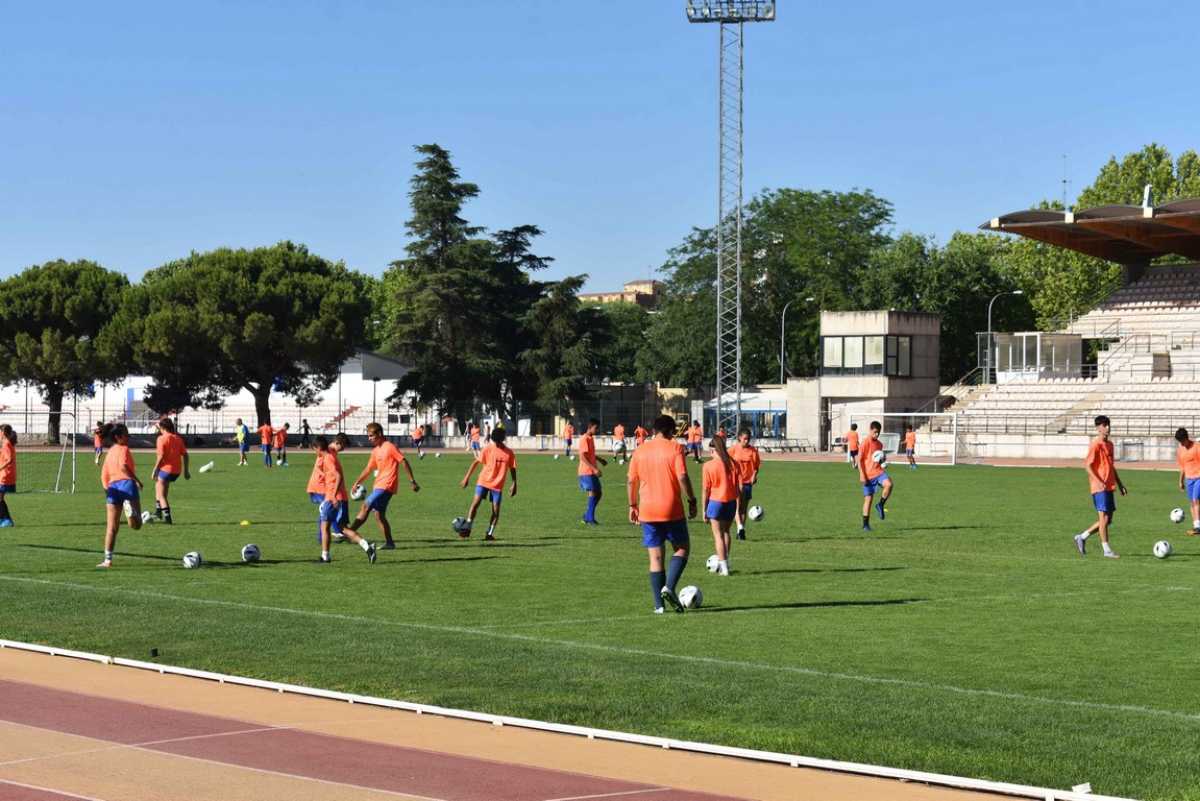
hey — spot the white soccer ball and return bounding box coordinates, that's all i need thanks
[241,543,261,563]
[140,510,154,524]
[872,450,887,465]
[618,459,626,465]
[1153,540,1173,559]
[678,585,703,609]
[435,452,442,458]
[705,554,719,573]
[351,484,366,501]
[1170,507,1185,524]
[452,516,471,535]
[182,551,203,569]
[199,461,214,474]
[569,455,576,461]
[553,454,560,460]
[748,505,764,522]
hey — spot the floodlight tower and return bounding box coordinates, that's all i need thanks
[686,1,775,434]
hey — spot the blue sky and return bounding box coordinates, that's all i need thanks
[2,1,1198,291]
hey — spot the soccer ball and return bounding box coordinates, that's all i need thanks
[199,461,214,474]
[618,459,626,465]
[553,454,560,460]
[1170,507,1185,524]
[872,450,887,465]
[678,585,703,609]
[1153,540,1173,559]
[569,455,576,461]
[452,516,471,536]
[435,452,442,459]
[705,554,720,573]
[241,543,261,563]
[351,484,366,501]
[181,551,203,569]
[140,510,155,524]
[748,505,764,522]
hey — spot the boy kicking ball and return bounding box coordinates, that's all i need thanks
[459,427,518,541]
[1074,415,1126,559]
[1176,427,1200,535]
[857,421,892,532]
[345,423,419,550]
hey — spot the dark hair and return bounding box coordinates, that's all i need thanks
[282,422,290,429]
[710,435,734,473]
[0,424,15,445]
[906,424,913,431]
[1176,428,1190,444]
[157,418,176,434]
[366,422,383,437]
[869,420,882,433]
[850,423,857,431]
[1094,415,1111,427]
[692,419,700,426]
[655,415,676,436]
[100,422,129,445]
[334,432,350,449]
[738,427,751,438]
[588,418,600,428]
[491,427,507,443]
[313,435,330,451]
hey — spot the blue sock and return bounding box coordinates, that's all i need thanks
[585,494,598,522]
[650,570,666,609]
[666,554,688,592]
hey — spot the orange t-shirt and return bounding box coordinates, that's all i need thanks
[1086,438,1116,493]
[564,424,575,440]
[613,424,625,441]
[470,426,481,443]
[846,430,860,451]
[858,437,886,481]
[273,428,287,449]
[414,425,425,439]
[306,452,326,494]
[322,449,349,502]
[904,431,916,450]
[156,432,187,475]
[101,444,136,488]
[93,432,102,449]
[367,441,406,493]
[702,458,740,503]
[687,425,702,444]
[1179,442,1200,480]
[627,436,687,523]
[477,443,517,490]
[578,433,598,476]
[729,443,761,484]
[258,424,272,445]
[634,426,648,444]
[0,440,15,485]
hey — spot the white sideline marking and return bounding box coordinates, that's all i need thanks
[539,789,670,801]
[0,778,110,801]
[1,575,1196,728]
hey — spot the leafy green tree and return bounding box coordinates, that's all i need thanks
[111,242,368,426]
[591,301,651,383]
[521,276,609,404]
[1076,143,1200,208]
[0,260,129,443]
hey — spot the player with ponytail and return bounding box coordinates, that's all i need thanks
[701,434,740,576]
[0,425,17,527]
[97,422,144,568]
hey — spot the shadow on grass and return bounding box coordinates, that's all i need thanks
[697,597,925,613]
[739,566,907,576]
[377,555,507,566]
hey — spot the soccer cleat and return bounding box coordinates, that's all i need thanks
[484,533,496,542]
[96,559,112,568]
[875,501,886,520]
[736,527,746,541]
[315,556,332,564]
[660,586,684,613]
[862,523,872,532]
[653,607,665,615]
[0,519,12,528]
[366,543,377,564]
[1189,528,1200,537]
[717,564,730,576]
[1103,550,1120,559]
[1074,534,1087,556]
[381,541,396,550]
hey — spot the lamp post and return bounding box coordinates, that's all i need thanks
[986,290,1024,384]
[779,296,815,383]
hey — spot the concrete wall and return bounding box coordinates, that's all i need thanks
[785,378,821,443]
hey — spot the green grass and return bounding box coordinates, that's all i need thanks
[2,449,1198,800]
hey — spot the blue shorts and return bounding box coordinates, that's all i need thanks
[0,484,15,494]
[688,442,701,453]
[239,442,249,453]
[906,448,915,457]
[641,519,690,549]
[579,475,601,493]
[705,500,736,521]
[862,473,890,497]
[261,444,271,454]
[1186,478,1200,503]
[105,479,139,506]
[849,450,858,460]
[740,483,753,501]
[94,447,102,454]
[475,484,503,505]
[565,438,573,447]
[365,488,393,514]
[310,493,348,537]
[1092,490,1116,515]
[471,441,481,451]
[413,438,424,448]
[157,470,179,483]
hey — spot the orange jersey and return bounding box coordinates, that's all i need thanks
[687,425,702,444]
[627,436,688,523]
[306,451,326,494]
[100,444,136,489]
[858,437,886,481]
[156,431,187,475]
[1179,441,1200,480]
[613,424,625,441]
[258,424,272,445]
[0,440,15,485]
[477,443,517,491]
[367,441,406,493]
[702,458,740,503]
[1086,438,1116,493]
[272,428,287,449]
[322,449,349,502]
[634,426,648,444]
[470,426,481,443]
[93,432,102,449]
[563,424,575,440]
[413,425,425,439]
[578,433,598,476]
[846,430,860,451]
[729,442,761,484]
[904,431,916,450]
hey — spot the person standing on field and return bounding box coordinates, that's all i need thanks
[1074,415,1126,559]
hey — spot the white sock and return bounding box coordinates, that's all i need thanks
[737,524,745,532]
[487,524,495,536]
[1102,542,1114,554]
[1193,519,1199,529]
[104,550,113,560]
[718,559,728,570]
[359,539,371,552]
[1078,531,1091,540]
[321,550,330,560]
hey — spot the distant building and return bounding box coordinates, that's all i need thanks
[579,279,664,309]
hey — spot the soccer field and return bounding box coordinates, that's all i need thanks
[1,450,1197,800]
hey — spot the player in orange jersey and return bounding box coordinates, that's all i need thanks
[92,424,104,465]
[701,435,740,576]
[96,423,144,568]
[578,418,608,525]
[258,421,274,467]
[1175,427,1200,535]
[149,418,190,524]
[320,433,376,564]
[903,425,917,470]
[460,427,518,541]
[562,421,575,459]
[412,423,426,459]
[469,422,482,455]
[686,420,703,462]
[612,422,627,461]
[346,422,420,550]
[628,415,698,613]
[1074,415,1126,558]
[857,421,893,532]
[845,423,860,468]
[729,428,762,540]
[634,424,649,448]
[273,422,290,467]
[0,425,17,527]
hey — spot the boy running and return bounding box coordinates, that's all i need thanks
[235,418,250,466]
[578,418,608,525]
[149,418,189,523]
[845,423,860,467]
[413,423,426,459]
[258,421,273,467]
[1074,415,1126,558]
[729,427,762,540]
[904,425,917,470]
[628,414,698,614]
[563,422,575,459]
[612,422,627,461]
[686,420,703,462]
[346,422,420,550]
[97,423,144,568]
[320,434,376,564]
[0,425,16,527]
[93,425,104,465]
[273,422,290,467]
[300,419,311,449]
[634,424,648,448]
[702,435,740,576]
[459,427,517,541]
[1176,427,1200,535]
[858,421,892,532]
[469,422,482,455]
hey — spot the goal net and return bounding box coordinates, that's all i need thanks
[846,412,959,466]
[0,412,78,493]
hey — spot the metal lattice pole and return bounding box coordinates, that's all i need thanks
[715,21,744,434]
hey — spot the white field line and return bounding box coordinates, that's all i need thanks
[1,574,1196,728]
[539,790,670,801]
[0,778,111,801]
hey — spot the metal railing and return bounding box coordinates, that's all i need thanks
[956,413,1200,437]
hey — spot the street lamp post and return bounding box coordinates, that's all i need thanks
[986,290,1024,384]
[779,296,815,384]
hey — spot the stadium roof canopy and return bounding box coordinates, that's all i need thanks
[981,198,1200,263]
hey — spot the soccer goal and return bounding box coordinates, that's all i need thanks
[846,412,960,466]
[0,412,78,493]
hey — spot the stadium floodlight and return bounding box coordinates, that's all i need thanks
[686,2,776,434]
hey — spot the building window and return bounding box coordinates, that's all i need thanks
[865,336,884,367]
[843,336,863,368]
[821,335,913,376]
[823,337,843,369]
[897,336,911,377]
